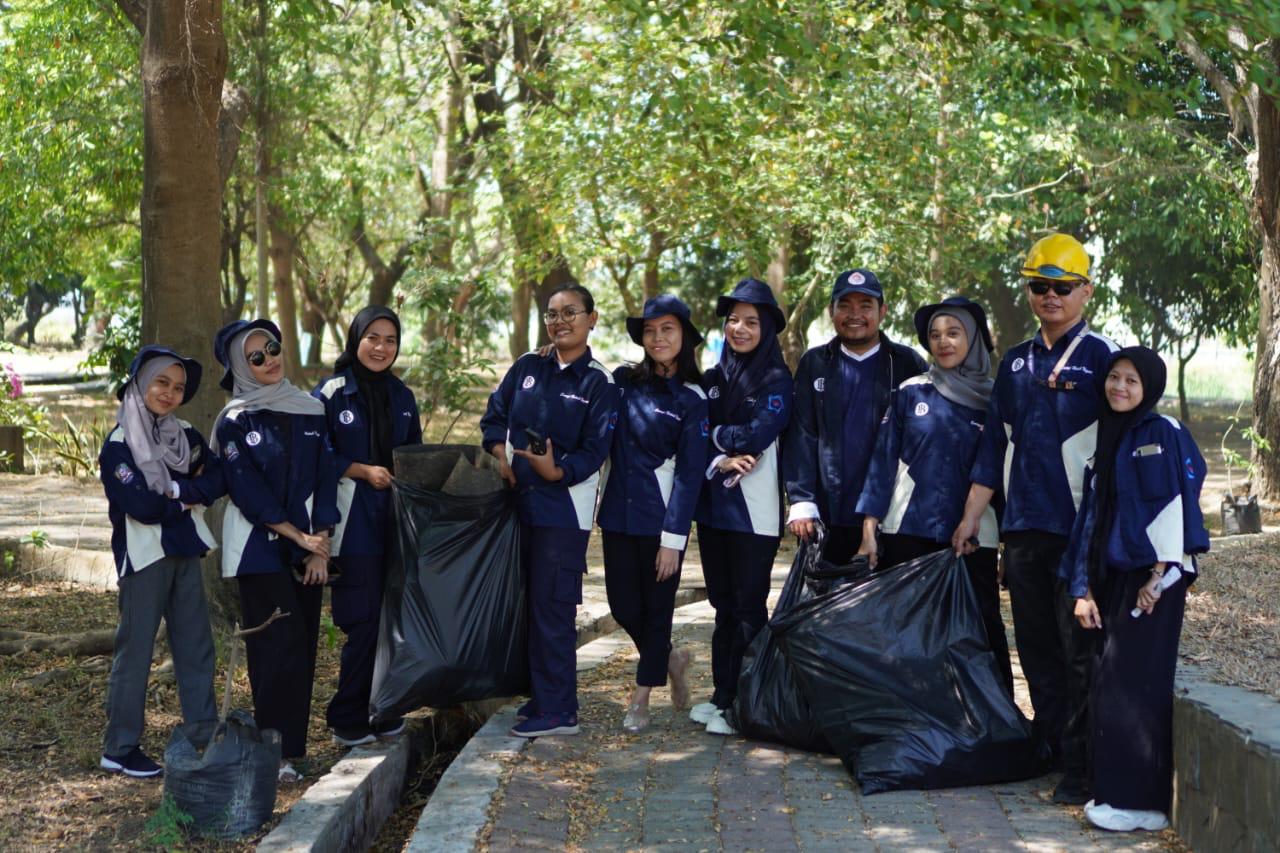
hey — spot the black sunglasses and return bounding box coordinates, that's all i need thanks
[246,339,282,366]
[1027,279,1083,297]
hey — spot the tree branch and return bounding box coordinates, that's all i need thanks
[1176,33,1244,137]
[112,0,145,34]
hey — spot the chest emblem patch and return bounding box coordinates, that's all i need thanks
[767,394,785,413]
[246,431,262,447]
[114,463,134,484]
[708,386,720,399]
[224,441,240,461]
[1011,357,1025,373]
[522,375,536,390]
[813,377,825,392]
[339,409,355,425]
[914,402,929,417]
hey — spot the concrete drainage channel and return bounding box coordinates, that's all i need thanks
[255,586,709,852]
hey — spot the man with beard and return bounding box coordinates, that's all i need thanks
[784,269,927,562]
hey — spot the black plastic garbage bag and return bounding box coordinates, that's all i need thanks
[773,548,1049,794]
[728,533,871,752]
[369,445,527,721]
[162,710,280,839]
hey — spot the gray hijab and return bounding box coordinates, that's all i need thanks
[927,308,994,411]
[116,356,192,495]
[210,328,324,451]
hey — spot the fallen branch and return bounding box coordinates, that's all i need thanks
[0,629,115,657]
[20,656,111,689]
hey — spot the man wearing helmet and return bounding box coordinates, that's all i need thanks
[952,233,1118,805]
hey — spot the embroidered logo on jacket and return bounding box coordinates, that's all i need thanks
[114,463,134,484]
[708,386,720,399]
[245,431,262,446]
[767,394,784,413]
[1011,357,1025,373]
[224,441,240,461]
[914,402,930,417]
[522,375,536,389]
[608,412,618,430]
[813,377,825,392]
[700,417,710,437]
[339,410,355,425]
[1185,456,1196,480]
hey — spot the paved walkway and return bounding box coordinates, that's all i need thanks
[477,600,1176,852]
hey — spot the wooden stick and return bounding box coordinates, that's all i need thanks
[220,608,291,722]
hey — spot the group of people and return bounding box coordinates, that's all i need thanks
[97,230,1206,834]
[100,307,420,784]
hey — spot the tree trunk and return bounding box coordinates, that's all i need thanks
[1176,333,1201,424]
[643,220,665,301]
[1248,45,1280,499]
[134,0,228,437]
[984,281,1032,357]
[267,209,305,381]
[510,280,531,358]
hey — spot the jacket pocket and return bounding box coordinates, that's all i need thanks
[1132,449,1173,501]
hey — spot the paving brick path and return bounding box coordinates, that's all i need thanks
[478,601,1177,852]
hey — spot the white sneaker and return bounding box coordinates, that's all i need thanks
[689,702,718,725]
[1084,801,1168,832]
[705,709,738,736]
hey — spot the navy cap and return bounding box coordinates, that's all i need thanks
[715,278,787,331]
[626,294,704,347]
[832,269,883,304]
[912,296,994,352]
[116,345,202,405]
[213,318,282,391]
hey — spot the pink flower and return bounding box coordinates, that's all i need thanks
[2,363,21,399]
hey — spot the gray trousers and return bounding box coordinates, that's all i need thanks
[103,555,217,756]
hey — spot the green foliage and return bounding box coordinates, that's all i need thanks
[19,528,49,549]
[142,794,195,850]
[80,296,140,390]
[25,413,111,479]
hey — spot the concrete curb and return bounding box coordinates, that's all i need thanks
[3,540,116,589]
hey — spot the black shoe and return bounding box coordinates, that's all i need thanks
[1052,775,1091,805]
[100,747,163,778]
[332,727,377,747]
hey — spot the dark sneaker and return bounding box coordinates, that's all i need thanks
[510,712,579,738]
[372,718,406,739]
[1052,775,1091,805]
[332,727,377,747]
[100,747,163,778]
[515,699,537,722]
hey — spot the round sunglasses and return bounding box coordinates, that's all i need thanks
[246,339,282,366]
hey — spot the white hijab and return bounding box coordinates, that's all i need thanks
[210,329,324,451]
[116,356,192,495]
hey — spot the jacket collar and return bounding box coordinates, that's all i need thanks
[542,346,595,378]
[1034,317,1088,354]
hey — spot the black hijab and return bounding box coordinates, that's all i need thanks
[714,304,789,423]
[335,305,402,470]
[1086,345,1167,591]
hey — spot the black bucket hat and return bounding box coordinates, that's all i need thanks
[117,345,202,405]
[912,296,994,352]
[715,278,787,332]
[213,318,283,391]
[626,293,704,347]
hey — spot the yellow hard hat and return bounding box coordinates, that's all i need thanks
[1021,233,1090,283]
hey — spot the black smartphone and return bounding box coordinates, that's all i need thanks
[524,427,547,455]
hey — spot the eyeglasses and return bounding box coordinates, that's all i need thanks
[543,307,585,324]
[246,339,282,366]
[1027,279,1084,297]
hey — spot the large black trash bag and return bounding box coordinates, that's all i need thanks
[369,445,527,722]
[728,531,871,752]
[162,710,280,839]
[773,548,1050,794]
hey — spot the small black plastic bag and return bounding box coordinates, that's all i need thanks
[773,548,1049,794]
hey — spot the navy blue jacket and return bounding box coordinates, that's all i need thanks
[784,333,927,525]
[597,369,709,550]
[694,364,793,537]
[856,377,999,546]
[971,319,1118,537]
[216,409,341,577]
[479,349,620,530]
[313,369,423,556]
[100,422,224,577]
[1059,412,1210,598]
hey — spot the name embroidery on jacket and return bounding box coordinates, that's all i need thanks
[654,408,682,421]
[561,393,589,404]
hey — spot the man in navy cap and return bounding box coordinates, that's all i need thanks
[784,269,926,561]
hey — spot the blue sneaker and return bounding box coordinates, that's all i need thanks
[510,712,579,738]
[515,699,537,722]
[100,747,163,778]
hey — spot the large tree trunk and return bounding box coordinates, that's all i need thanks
[267,209,306,381]
[1247,47,1280,499]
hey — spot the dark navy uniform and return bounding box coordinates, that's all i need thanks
[598,369,708,686]
[480,348,620,715]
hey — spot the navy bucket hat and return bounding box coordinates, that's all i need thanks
[116,345,203,405]
[213,318,283,391]
[626,294,704,347]
[831,269,884,304]
[912,296,994,352]
[715,278,787,332]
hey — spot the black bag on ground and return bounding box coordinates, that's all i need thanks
[1221,493,1263,535]
[369,445,527,722]
[728,533,870,752]
[772,548,1049,794]
[162,710,280,839]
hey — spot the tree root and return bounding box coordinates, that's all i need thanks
[0,629,116,657]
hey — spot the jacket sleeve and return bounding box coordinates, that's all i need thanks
[556,374,621,487]
[1177,425,1211,557]
[312,384,356,477]
[1059,467,1097,598]
[174,428,226,505]
[783,354,820,510]
[405,392,424,446]
[970,368,1007,490]
[1147,420,1210,564]
[480,359,523,453]
[712,373,794,457]
[855,391,904,521]
[311,421,342,531]
[661,392,710,550]
[216,417,289,527]
[99,441,185,525]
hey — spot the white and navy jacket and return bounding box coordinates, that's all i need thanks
[856,376,999,547]
[100,423,223,577]
[597,369,709,550]
[1059,412,1210,598]
[971,319,1118,537]
[216,409,341,577]
[313,369,423,557]
[694,365,793,537]
[479,348,620,531]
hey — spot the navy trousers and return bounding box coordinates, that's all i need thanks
[326,553,386,731]
[602,531,682,687]
[524,525,590,716]
[697,523,779,709]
